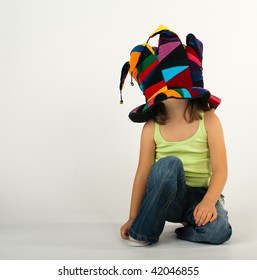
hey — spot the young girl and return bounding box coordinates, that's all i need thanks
[119,26,232,246]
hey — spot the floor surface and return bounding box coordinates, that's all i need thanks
[0,216,256,260]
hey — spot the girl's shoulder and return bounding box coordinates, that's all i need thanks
[141,120,155,142]
[203,110,222,133]
[143,119,155,131]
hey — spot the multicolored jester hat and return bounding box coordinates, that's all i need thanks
[119,25,221,123]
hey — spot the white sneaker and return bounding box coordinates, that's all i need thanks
[128,237,150,247]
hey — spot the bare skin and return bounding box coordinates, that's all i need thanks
[120,98,228,240]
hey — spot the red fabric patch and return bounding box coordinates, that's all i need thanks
[144,81,166,101]
[166,67,193,89]
[209,95,221,107]
[186,46,198,58]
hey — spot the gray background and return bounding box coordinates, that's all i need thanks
[0,0,257,259]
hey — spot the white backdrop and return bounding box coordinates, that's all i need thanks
[0,0,256,225]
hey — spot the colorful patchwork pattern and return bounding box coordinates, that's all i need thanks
[119,25,221,122]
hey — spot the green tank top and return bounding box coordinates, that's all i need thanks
[154,112,211,187]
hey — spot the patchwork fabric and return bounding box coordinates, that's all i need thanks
[119,25,221,123]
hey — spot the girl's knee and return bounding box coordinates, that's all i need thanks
[154,156,184,175]
[176,220,232,244]
[203,216,232,244]
[152,156,184,182]
[147,156,185,196]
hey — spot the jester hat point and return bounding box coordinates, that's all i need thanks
[119,25,221,123]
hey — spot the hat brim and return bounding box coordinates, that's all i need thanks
[129,87,211,123]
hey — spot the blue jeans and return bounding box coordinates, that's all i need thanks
[128,156,232,245]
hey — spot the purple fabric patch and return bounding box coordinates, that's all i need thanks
[158,41,180,61]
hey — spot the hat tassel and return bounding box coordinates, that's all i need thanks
[119,62,130,104]
[120,90,123,104]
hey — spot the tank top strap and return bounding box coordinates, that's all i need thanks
[154,122,160,143]
[199,110,207,135]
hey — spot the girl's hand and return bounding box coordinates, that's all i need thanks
[193,200,217,226]
[120,219,134,240]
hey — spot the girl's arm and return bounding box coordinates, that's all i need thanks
[193,110,228,226]
[120,120,155,239]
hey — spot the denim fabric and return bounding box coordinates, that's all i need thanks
[128,156,232,245]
